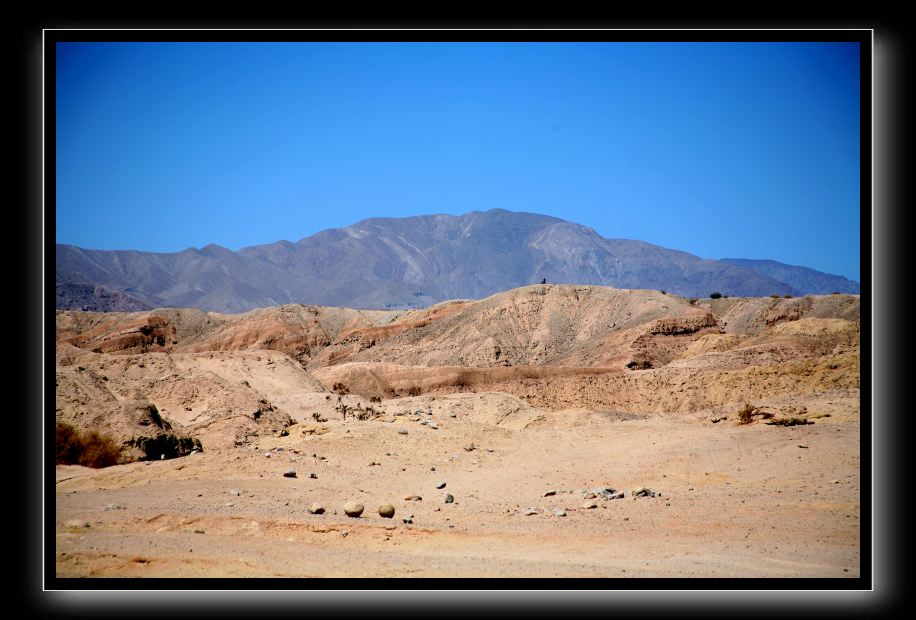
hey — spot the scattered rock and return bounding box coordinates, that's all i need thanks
[103,503,125,511]
[631,487,657,498]
[595,487,624,500]
[463,443,475,452]
[264,452,272,458]
[444,494,454,504]
[308,473,318,479]
[543,490,557,497]
[64,519,90,529]
[584,492,597,500]
[553,509,567,517]
[404,495,422,501]
[430,466,436,471]
[193,529,205,534]
[283,469,297,478]
[580,502,598,509]
[378,504,396,518]
[524,508,539,516]
[436,482,447,489]
[343,502,365,518]
[397,428,409,435]
[403,515,414,524]
[228,489,241,496]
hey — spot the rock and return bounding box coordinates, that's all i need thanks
[631,487,657,498]
[436,482,447,489]
[265,452,272,458]
[553,509,567,517]
[402,515,414,524]
[595,487,624,500]
[584,492,597,500]
[343,502,365,518]
[404,495,422,501]
[444,494,454,504]
[430,466,436,471]
[308,473,318,479]
[463,443,475,452]
[524,508,539,516]
[398,428,409,435]
[103,503,125,511]
[543,490,557,497]
[580,501,598,509]
[378,504,396,518]
[64,519,90,529]
[283,469,297,478]
[229,489,242,496]
[449,413,457,418]
[193,529,205,534]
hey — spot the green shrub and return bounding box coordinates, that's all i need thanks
[56,421,122,468]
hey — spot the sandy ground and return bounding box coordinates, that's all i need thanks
[54,288,860,578]
[55,392,859,578]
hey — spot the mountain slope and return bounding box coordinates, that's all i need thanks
[719,258,860,295]
[57,209,854,312]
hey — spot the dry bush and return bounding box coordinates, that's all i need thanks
[332,382,349,395]
[56,421,122,468]
[406,386,421,397]
[736,403,757,425]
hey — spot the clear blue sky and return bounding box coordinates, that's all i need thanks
[56,41,861,282]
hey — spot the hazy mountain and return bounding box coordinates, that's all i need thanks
[719,258,860,295]
[56,209,857,313]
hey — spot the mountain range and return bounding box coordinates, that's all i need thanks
[56,209,859,313]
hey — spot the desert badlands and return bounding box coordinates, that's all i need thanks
[54,284,860,577]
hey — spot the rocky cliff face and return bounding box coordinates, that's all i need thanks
[57,209,856,313]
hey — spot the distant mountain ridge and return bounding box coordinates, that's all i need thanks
[56,209,859,313]
[719,258,860,295]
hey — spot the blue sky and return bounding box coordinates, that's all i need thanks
[56,41,861,282]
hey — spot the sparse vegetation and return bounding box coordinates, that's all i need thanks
[736,403,756,424]
[783,294,793,299]
[56,420,122,468]
[369,396,381,403]
[312,412,327,422]
[736,403,775,425]
[770,294,780,298]
[765,417,812,427]
[709,292,722,299]
[332,382,349,395]
[406,386,421,397]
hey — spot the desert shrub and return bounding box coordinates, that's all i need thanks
[332,382,349,395]
[709,292,722,299]
[406,386,421,397]
[736,403,756,425]
[770,294,780,298]
[369,396,381,404]
[832,291,841,295]
[659,290,666,295]
[56,421,122,468]
[783,294,793,299]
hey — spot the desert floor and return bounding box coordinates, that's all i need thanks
[55,391,859,578]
